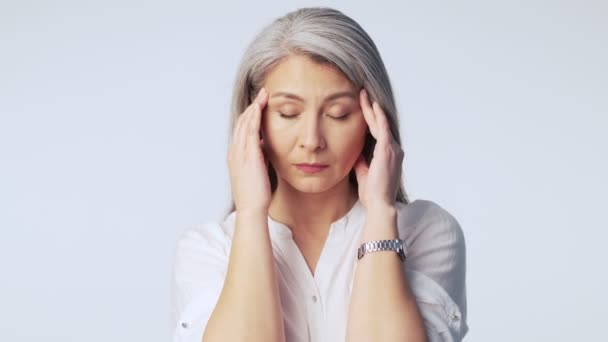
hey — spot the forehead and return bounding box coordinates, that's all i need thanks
[263,55,355,96]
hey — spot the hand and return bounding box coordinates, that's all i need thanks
[353,88,404,211]
[227,87,271,214]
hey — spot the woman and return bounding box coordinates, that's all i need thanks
[172,7,468,342]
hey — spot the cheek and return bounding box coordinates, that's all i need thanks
[261,119,289,162]
[262,112,295,136]
[341,135,366,159]
[330,122,367,163]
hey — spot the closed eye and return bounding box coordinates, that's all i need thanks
[329,113,351,120]
[278,112,299,119]
[278,112,351,120]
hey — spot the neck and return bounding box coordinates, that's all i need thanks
[268,177,358,240]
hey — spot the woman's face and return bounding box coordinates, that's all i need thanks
[261,54,368,194]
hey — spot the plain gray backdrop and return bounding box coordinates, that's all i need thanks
[1,0,606,341]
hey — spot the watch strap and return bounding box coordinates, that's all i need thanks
[357,238,406,262]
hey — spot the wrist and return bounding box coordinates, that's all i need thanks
[236,208,268,221]
[360,205,399,242]
[365,203,397,221]
[235,202,269,213]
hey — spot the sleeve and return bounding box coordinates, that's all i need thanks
[171,223,229,342]
[403,203,468,341]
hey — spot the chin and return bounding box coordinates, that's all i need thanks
[295,184,332,194]
[281,173,345,194]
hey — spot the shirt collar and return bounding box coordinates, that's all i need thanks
[268,198,364,241]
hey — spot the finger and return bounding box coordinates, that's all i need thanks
[230,112,244,157]
[245,102,261,152]
[259,138,269,168]
[232,88,268,157]
[233,105,253,152]
[359,88,378,138]
[245,89,269,150]
[250,88,267,137]
[256,87,268,108]
[372,101,393,145]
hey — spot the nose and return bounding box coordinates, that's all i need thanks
[299,114,326,151]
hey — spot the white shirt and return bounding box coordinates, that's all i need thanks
[171,199,468,341]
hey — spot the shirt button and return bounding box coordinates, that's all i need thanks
[181,322,189,329]
[312,295,317,302]
[450,313,460,321]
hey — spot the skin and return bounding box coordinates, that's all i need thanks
[224,53,426,341]
[258,54,368,273]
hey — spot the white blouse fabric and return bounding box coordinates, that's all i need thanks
[171,199,468,342]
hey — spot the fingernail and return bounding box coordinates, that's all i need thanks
[361,89,367,97]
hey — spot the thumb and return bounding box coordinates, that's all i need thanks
[353,154,368,182]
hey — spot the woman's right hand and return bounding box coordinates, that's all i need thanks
[227,87,272,214]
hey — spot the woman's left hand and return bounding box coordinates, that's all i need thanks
[353,88,404,212]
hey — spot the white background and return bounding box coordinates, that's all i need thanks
[1,0,606,341]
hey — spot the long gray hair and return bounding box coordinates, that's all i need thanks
[223,6,409,218]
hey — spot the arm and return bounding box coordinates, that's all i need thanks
[203,87,284,342]
[345,204,427,342]
[202,210,285,342]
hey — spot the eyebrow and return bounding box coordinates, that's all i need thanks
[270,90,357,103]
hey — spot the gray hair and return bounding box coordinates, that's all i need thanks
[224,6,409,217]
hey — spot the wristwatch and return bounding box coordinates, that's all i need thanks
[357,239,407,262]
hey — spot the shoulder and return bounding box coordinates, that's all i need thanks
[395,199,465,249]
[174,214,236,264]
[176,222,227,248]
[177,211,237,245]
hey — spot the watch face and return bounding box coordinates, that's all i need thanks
[399,247,406,261]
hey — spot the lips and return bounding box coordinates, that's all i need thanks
[294,163,329,174]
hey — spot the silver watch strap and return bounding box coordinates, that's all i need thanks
[357,238,406,261]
